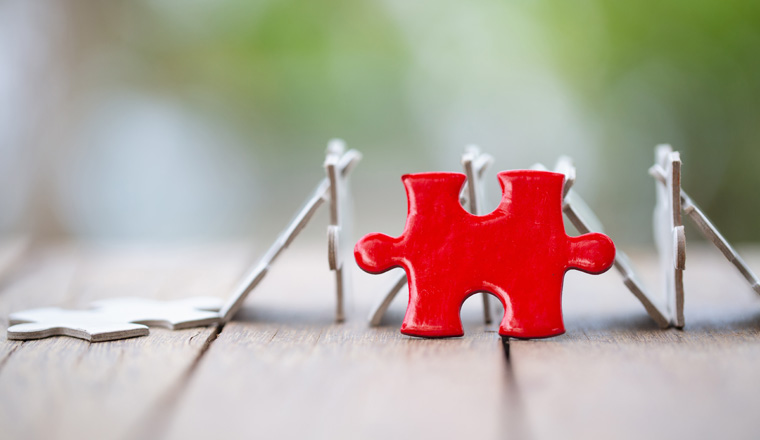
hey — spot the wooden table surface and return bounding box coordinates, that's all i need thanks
[1,238,760,440]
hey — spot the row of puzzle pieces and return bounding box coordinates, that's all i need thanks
[354,166,616,338]
[362,144,760,337]
[7,142,760,341]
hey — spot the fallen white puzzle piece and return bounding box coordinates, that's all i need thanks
[325,139,363,322]
[91,296,224,330]
[7,308,149,342]
[462,145,495,324]
[7,297,224,342]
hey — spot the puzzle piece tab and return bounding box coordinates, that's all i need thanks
[355,170,615,339]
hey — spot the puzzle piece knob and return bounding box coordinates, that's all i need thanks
[354,233,404,274]
[567,233,616,274]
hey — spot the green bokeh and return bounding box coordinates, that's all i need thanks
[531,0,760,241]
[90,0,760,242]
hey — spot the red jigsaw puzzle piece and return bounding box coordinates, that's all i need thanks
[355,170,615,339]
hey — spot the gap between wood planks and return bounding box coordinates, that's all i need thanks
[127,322,225,440]
[0,342,21,371]
[132,320,331,440]
[501,337,533,440]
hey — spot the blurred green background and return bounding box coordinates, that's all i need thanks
[1,0,758,244]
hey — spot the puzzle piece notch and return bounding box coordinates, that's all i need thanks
[7,296,225,342]
[8,308,149,342]
[356,170,615,339]
[461,145,495,324]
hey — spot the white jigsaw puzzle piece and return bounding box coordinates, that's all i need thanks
[545,158,671,328]
[652,144,686,328]
[7,296,223,342]
[325,139,363,322]
[650,161,760,296]
[91,296,224,330]
[219,141,361,323]
[7,307,149,342]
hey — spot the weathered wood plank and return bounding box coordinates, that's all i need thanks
[0,243,252,440]
[163,245,521,440]
[2,240,760,440]
[511,245,760,440]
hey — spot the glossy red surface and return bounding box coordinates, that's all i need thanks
[355,170,615,339]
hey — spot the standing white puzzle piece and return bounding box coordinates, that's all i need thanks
[550,157,671,328]
[7,296,224,342]
[219,141,361,323]
[652,145,686,328]
[218,180,328,322]
[7,308,149,342]
[650,157,760,295]
[368,145,493,327]
[325,139,362,322]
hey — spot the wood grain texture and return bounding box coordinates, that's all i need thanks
[167,322,517,440]
[164,245,518,440]
[511,245,760,440]
[0,243,252,440]
[1,241,760,440]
